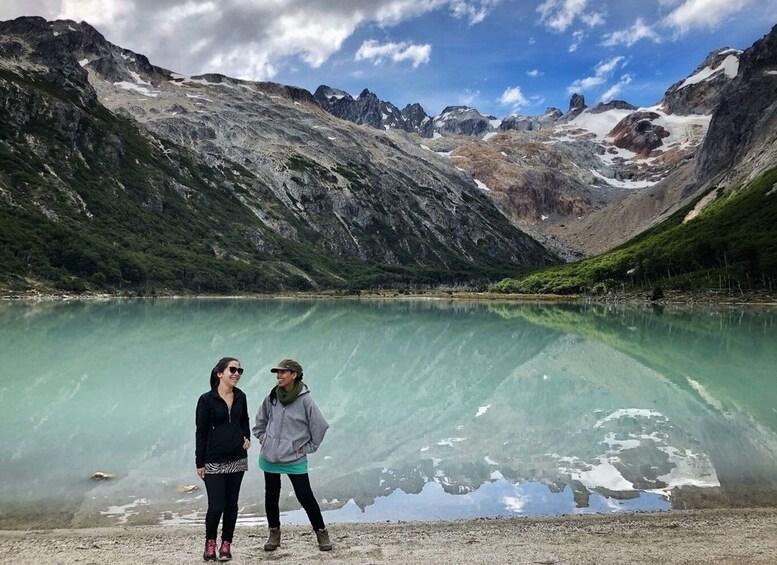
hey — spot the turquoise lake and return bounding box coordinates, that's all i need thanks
[1,298,776,529]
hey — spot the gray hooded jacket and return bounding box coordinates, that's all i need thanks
[252,384,329,464]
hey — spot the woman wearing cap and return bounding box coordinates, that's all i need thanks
[252,359,332,552]
[195,357,251,561]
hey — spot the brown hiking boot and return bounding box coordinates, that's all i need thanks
[263,527,281,551]
[315,528,332,551]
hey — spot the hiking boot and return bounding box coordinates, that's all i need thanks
[315,528,333,551]
[218,540,232,561]
[263,527,281,551]
[203,539,217,561]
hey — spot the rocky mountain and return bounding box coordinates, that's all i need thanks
[608,111,671,158]
[0,16,556,294]
[497,25,777,294]
[544,24,777,260]
[692,31,777,190]
[661,48,743,115]
[433,105,499,137]
[313,85,434,137]
[313,46,739,260]
[498,107,562,132]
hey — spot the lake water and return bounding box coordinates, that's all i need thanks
[1,298,776,529]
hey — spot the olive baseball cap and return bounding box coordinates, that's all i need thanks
[270,359,303,374]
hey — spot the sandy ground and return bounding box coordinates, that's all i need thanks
[1,509,776,564]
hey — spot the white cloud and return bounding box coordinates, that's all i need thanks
[355,39,431,68]
[602,17,662,47]
[449,0,503,25]
[499,85,529,108]
[599,73,633,101]
[569,29,585,52]
[567,55,625,94]
[663,0,755,32]
[203,44,279,80]
[526,69,543,77]
[567,74,605,93]
[189,37,212,54]
[58,0,134,27]
[536,0,605,32]
[580,11,605,27]
[0,0,500,82]
[537,0,585,31]
[595,56,625,75]
[459,89,481,106]
[374,0,502,26]
[158,1,218,35]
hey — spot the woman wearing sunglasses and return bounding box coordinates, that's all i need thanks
[195,357,251,561]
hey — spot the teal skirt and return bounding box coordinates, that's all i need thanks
[258,456,308,475]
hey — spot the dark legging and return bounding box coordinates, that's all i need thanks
[204,471,245,541]
[264,471,325,530]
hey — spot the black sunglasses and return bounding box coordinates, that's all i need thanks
[228,366,244,375]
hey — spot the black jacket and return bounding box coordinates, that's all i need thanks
[195,387,250,468]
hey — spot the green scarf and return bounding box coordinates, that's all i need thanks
[275,380,303,406]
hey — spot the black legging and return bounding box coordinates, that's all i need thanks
[204,471,245,541]
[264,472,325,530]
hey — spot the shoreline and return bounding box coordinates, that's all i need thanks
[2,508,776,564]
[2,288,777,306]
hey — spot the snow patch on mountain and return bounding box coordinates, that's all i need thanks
[474,179,491,191]
[679,53,740,89]
[113,81,158,97]
[590,169,657,189]
[560,109,634,139]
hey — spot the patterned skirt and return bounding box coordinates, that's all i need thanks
[205,457,248,474]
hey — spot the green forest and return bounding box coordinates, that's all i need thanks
[496,166,777,296]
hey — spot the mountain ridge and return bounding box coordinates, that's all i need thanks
[309,42,745,260]
[495,23,777,294]
[2,15,775,296]
[0,15,556,294]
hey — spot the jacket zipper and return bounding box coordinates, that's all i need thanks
[224,391,237,423]
[277,405,285,446]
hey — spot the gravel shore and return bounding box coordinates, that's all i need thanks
[2,508,776,564]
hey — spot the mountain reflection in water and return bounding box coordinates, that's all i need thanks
[0,299,775,529]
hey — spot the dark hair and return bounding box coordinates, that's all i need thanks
[210,357,239,389]
[269,369,303,403]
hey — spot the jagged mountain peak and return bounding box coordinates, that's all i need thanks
[1,15,98,37]
[434,106,499,137]
[314,84,353,101]
[589,100,637,114]
[437,105,495,118]
[313,84,433,136]
[660,46,742,115]
[568,93,586,112]
[692,23,777,187]
[357,87,377,99]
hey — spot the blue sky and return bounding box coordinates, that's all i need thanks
[2,1,776,117]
